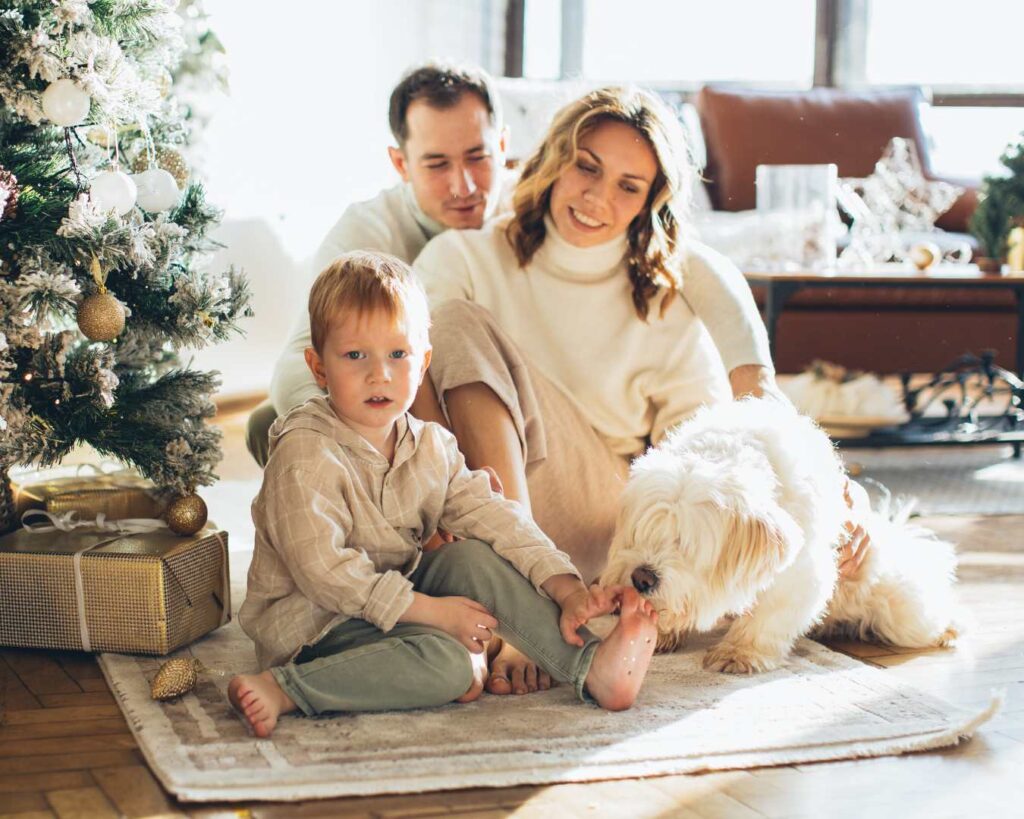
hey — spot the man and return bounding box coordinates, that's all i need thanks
[246,62,509,464]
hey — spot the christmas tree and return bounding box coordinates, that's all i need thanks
[0,0,252,533]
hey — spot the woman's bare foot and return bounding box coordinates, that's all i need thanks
[456,648,489,703]
[584,588,659,711]
[485,638,552,695]
[227,671,297,738]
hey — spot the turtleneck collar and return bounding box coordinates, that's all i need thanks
[402,184,447,241]
[534,214,628,282]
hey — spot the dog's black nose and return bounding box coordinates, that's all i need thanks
[631,566,659,594]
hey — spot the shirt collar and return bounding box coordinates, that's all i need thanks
[307,397,422,467]
[534,214,629,282]
[402,183,447,242]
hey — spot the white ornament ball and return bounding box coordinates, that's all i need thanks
[133,168,181,212]
[909,241,941,271]
[91,170,137,215]
[41,79,91,127]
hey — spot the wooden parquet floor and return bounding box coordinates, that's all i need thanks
[2,406,1022,818]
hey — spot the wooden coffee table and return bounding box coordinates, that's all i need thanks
[743,266,1024,452]
[744,265,1024,378]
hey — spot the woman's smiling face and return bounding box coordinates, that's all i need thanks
[548,119,658,248]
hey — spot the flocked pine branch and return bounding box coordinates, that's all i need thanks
[0,0,251,502]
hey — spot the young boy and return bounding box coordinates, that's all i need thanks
[230,251,658,737]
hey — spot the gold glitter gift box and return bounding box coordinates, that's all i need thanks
[0,526,230,655]
[9,465,164,525]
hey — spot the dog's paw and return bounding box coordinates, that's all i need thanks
[702,642,779,674]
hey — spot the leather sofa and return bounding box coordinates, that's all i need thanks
[695,85,1017,374]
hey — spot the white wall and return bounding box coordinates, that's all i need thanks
[191,0,502,396]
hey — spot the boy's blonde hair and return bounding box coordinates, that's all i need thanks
[308,251,431,353]
[506,86,698,322]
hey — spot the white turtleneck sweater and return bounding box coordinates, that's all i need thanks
[414,216,767,457]
[270,184,447,413]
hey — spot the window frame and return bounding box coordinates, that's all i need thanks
[504,0,1024,108]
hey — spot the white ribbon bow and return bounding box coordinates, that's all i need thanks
[21,509,167,535]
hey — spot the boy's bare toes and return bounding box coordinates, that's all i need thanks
[511,665,528,694]
[485,656,513,695]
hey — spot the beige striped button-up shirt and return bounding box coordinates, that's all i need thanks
[238,397,581,669]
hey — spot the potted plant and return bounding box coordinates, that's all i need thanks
[970,133,1024,272]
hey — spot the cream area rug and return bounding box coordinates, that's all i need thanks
[97,480,1000,803]
[844,445,1024,516]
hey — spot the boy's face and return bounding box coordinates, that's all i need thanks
[305,308,431,450]
[387,93,507,230]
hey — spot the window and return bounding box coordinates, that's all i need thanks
[523,0,562,79]
[923,107,1024,179]
[865,0,1024,87]
[519,0,816,86]
[508,0,1024,178]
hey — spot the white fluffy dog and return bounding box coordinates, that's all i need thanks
[601,398,959,673]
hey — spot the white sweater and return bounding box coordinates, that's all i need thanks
[414,216,768,457]
[270,184,447,413]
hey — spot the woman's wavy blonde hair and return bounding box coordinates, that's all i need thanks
[506,86,698,321]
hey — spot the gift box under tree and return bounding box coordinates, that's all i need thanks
[0,524,230,655]
[8,464,165,524]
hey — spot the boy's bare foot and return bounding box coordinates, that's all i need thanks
[485,638,552,695]
[584,588,659,711]
[227,671,297,738]
[456,648,489,703]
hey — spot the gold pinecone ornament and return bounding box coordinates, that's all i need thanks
[165,492,208,535]
[77,291,126,341]
[151,658,201,700]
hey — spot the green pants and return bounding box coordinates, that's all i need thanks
[245,400,277,468]
[271,539,600,716]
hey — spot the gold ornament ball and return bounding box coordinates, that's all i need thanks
[157,149,190,188]
[77,292,126,341]
[166,493,208,535]
[151,658,201,701]
[131,148,189,189]
[909,241,940,271]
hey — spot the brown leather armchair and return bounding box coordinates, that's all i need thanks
[695,85,1015,374]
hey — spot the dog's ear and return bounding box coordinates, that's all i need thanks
[711,506,802,596]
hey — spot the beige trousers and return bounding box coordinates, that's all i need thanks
[428,300,632,584]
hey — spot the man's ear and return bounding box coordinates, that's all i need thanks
[497,125,509,159]
[304,347,328,390]
[388,145,410,182]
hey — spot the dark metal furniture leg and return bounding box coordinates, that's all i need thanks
[762,281,801,358]
[1016,286,1024,380]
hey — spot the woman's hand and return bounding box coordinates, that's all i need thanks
[839,479,872,579]
[728,364,792,407]
[401,593,497,653]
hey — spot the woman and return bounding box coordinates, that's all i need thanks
[412,87,867,694]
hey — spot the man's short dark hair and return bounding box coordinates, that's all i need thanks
[388,62,502,147]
